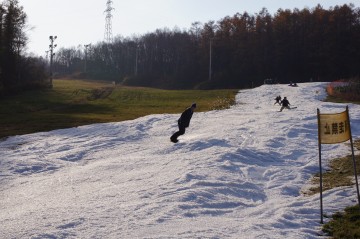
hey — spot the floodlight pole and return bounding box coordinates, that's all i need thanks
[135,45,139,76]
[49,35,57,88]
[209,38,212,81]
[45,50,49,62]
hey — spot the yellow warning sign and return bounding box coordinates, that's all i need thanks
[318,110,351,144]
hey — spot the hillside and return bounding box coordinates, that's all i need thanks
[1,82,360,238]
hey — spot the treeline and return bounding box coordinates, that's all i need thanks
[0,0,48,96]
[54,4,360,89]
[2,2,359,94]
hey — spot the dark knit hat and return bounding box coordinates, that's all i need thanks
[191,103,197,108]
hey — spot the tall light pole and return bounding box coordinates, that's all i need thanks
[209,38,213,81]
[84,44,91,73]
[49,35,57,88]
[45,50,49,62]
[135,45,139,76]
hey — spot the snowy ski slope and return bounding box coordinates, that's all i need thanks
[1,82,360,238]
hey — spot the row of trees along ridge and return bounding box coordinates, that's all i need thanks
[54,4,360,89]
[1,1,360,94]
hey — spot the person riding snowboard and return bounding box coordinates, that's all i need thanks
[274,95,282,105]
[279,97,291,112]
[170,103,196,143]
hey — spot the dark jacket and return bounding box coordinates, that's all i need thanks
[178,107,193,128]
[281,99,290,107]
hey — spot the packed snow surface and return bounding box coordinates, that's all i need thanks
[1,82,360,238]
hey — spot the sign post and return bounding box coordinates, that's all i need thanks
[317,109,324,224]
[317,106,360,224]
[346,107,360,209]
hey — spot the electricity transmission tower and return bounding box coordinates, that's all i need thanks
[104,0,114,43]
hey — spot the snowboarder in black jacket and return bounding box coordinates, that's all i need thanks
[170,103,196,143]
[280,97,291,112]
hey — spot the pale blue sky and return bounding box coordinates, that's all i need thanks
[18,0,359,56]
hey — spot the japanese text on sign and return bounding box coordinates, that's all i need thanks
[318,110,350,144]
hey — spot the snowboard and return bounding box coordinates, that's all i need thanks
[170,137,179,143]
[279,106,297,112]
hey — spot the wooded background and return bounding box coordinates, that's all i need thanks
[1,1,360,94]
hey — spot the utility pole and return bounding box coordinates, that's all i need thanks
[84,44,91,73]
[135,45,139,76]
[49,35,57,88]
[209,38,212,81]
[45,50,49,61]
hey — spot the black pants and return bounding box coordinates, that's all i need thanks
[171,123,186,141]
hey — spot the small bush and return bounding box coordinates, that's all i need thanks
[327,77,360,102]
[209,96,236,110]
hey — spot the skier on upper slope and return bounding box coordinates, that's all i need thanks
[274,95,282,105]
[279,97,291,112]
